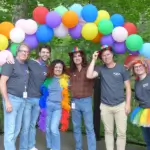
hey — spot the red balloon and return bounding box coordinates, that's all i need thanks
[123,22,137,35]
[33,6,49,24]
[124,55,139,68]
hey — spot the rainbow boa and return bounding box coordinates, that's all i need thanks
[130,106,150,127]
[38,74,70,132]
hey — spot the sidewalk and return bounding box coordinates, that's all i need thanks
[0,130,145,150]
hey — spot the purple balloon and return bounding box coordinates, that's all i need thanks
[46,11,61,28]
[24,34,38,49]
[69,24,82,39]
[127,49,139,55]
[101,34,114,46]
[113,42,126,54]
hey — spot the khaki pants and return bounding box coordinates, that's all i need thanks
[100,102,127,150]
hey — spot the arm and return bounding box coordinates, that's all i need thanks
[124,80,131,115]
[86,51,99,79]
[0,75,12,112]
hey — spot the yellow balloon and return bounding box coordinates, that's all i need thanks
[0,34,9,50]
[95,10,110,25]
[82,23,98,40]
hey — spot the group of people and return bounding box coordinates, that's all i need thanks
[0,43,150,150]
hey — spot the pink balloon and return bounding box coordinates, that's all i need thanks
[0,50,12,66]
[79,18,86,26]
[112,27,128,42]
[15,19,26,30]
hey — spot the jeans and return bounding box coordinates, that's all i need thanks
[141,127,150,150]
[71,97,96,150]
[19,98,40,150]
[3,94,25,150]
[100,102,127,150]
[46,101,62,150]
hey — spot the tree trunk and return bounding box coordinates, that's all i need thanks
[12,0,28,24]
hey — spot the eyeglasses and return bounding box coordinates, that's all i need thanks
[134,65,144,69]
[19,50,29,54]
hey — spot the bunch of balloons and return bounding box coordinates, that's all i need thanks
[0,2,150,65]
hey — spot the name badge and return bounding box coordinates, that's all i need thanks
[23,92,28,99]
[71,103,75,109]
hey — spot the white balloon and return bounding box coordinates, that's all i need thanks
[0,50,12,66]
[15,19,26,30]
[54,23,68,38]
[112,27,128,42]
[10,27,25,43]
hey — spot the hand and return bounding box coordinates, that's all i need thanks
[92,51,99,61]
[6,53,14,64]
[125,103,131,115]
[5,101,12,112]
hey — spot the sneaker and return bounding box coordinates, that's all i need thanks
[29,147,38,150]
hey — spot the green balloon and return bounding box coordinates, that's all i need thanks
[125,34,143,51]
[98,19,113,35]
[54,5,68,16]
[10,43,19,56]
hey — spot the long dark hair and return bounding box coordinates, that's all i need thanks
[69,52,88,73]
[47,59,68,77]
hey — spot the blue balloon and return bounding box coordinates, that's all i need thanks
[81,4,98,22]
[69,3,83,17]
[139,43,150,58]
[110,14,124,27]
[36,25,54,43]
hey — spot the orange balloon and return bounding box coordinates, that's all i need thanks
[0,22,14,39]
[92,32,103,43]
[62,11,79,28]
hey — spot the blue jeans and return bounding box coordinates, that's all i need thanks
[71,97,96,150]
[141,127,150,150]
[3,94,25,150]
[46,101,62,150]
[19,98,40,150]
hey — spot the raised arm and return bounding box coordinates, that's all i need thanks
[87,51,99,79]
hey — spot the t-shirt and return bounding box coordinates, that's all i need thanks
[47,77,63,103]
[1,58,29,97]
[135,75,150,108]
[27,59,47,98]
[95,64,129,106]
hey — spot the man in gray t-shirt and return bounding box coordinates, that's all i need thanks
[86,45,131,150]
[0,43,30,150]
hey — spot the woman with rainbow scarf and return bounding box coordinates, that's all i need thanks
[128,58,150,150]
[38,59,70,150]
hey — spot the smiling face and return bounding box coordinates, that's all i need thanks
[133,63,147,76]
[54,63,63,77]
[101,50,114,65]
[73,52,82,66]
[39,48,50,62]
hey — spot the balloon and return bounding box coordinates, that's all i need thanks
[0,67,1,73]
[139,43,150,58]
[36,25,54,43]
[123,22,137,35]
[98,19,113,35]
[62,11,79,28]
[81,4,98,22]
[125,34,143,51]
[110,14,124,27]
[69,3,83,17]
[81,23,98,40]
[10,43,19,56]
[24,34,38,49]
[0,50,12,66]
[124,55,139,68]
[22,19,38,35]
[79,18,86,26]
[0,34,9,50]
[92,32,103,43]
[15,19,26,30]
[46,11,61,28]
[54,23,68,38]
[10,27,25,43]
[113,42,126,54]
[112,27,128,42]
[95,10,110,24]
[33,6,49,24]
[127,49,139,55]
[54,5,68,16]
[69,24,82,39]
[100,34,114,46]
[0,22,14,39]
